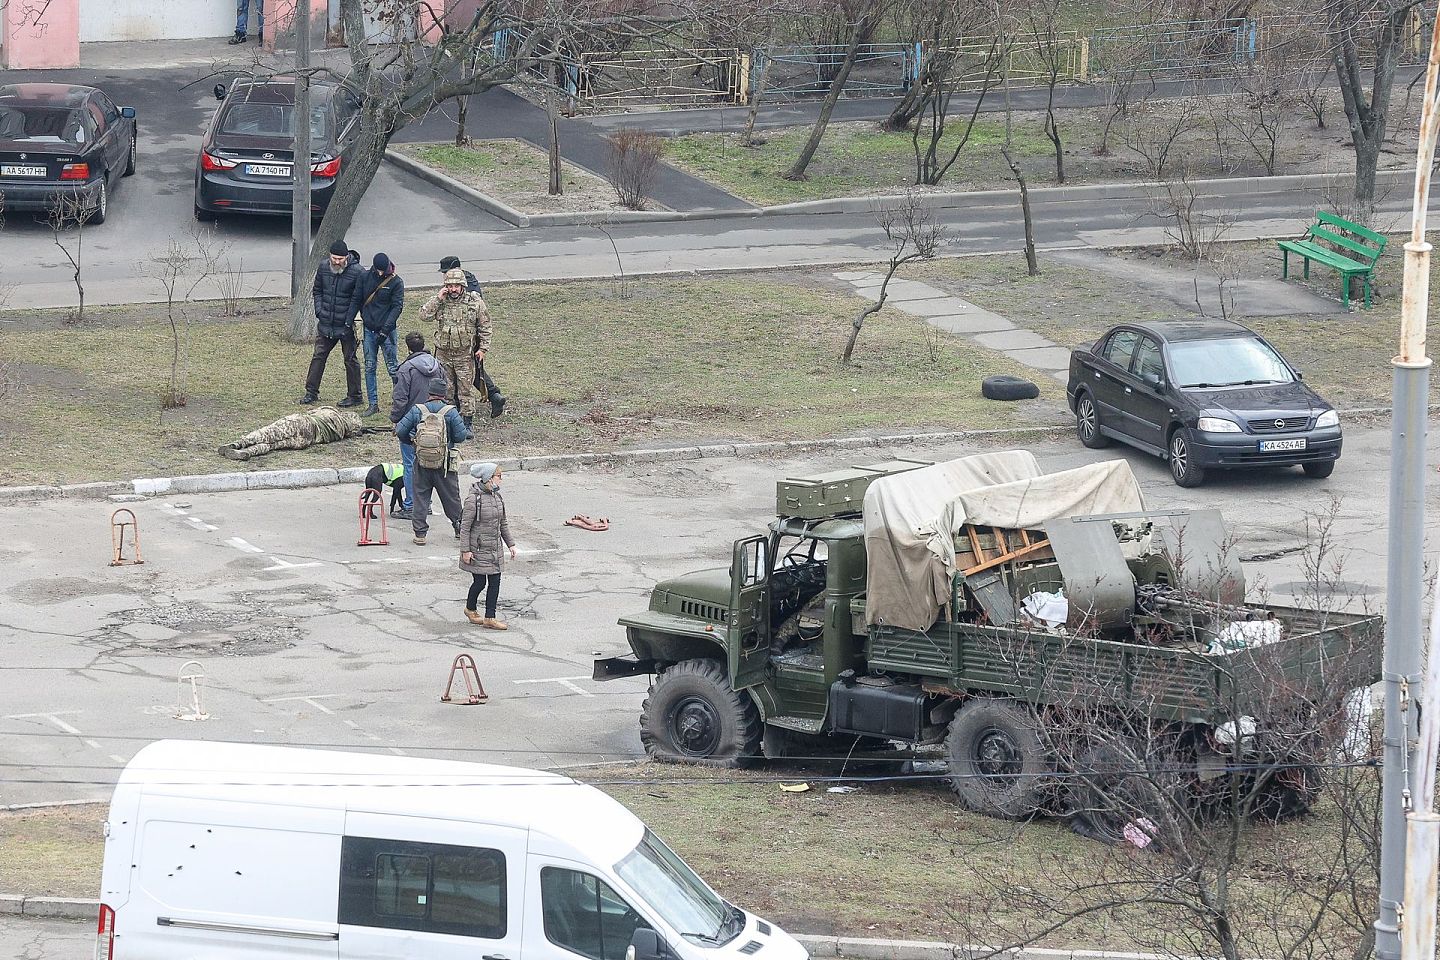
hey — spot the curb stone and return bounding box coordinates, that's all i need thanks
[0,407,1411,504]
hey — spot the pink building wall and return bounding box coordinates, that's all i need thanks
[3,0,81,69]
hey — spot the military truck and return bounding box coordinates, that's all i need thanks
[594,453,1381,823]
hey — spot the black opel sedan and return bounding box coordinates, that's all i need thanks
[194,77,361,222]
[1066,320,1341,487]
[0,83,137,224]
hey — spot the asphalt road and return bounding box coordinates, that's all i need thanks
[0,422,1432,811]
[0,63,1433,310]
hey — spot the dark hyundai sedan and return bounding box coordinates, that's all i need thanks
[194,77,361,222]
[1066,320,1341,487]
[0,83,137,224]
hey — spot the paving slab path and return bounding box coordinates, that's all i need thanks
[836,272,1071,382]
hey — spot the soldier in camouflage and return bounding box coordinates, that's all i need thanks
[419,267,491,429]
[217,406,364,461]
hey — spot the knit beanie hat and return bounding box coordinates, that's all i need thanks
[470,462,498,482]
[427,376,448,397]
[329,240,349,256]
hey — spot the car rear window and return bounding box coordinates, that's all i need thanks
[219,100,328,140]
[0,105,88,143]
[1168,336,1295,388]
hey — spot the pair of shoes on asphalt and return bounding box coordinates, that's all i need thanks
[337,397,363,408]
[228,32,262,44]
[363,404,380,417]
[465,609,508,630]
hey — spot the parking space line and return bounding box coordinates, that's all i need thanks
[226,537,264,553]
[513,676,595,698]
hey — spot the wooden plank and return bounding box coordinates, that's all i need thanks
[966,525,986,567]
[1317,209,1388,245]
[962,539,1055,576]
[1308,225,1383,262]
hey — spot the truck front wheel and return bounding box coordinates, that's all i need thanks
[946,699,1051,819]
[640,659,762,768]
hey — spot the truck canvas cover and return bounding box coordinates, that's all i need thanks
[862,453,1146,630]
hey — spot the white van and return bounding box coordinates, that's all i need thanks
[97,741,808,960]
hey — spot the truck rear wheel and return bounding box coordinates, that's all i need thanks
[946,699,1051,819]
[1069,739,1180,845]
[640,659,761,768]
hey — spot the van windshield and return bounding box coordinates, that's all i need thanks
[614,829,737,946]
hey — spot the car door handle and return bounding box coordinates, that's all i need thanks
[484,954,510,959]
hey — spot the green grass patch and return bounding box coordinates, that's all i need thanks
[395,139,621,214]
[664,121,1057,206]
[0,271,1058,486]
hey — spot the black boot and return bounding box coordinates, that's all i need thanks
[337,396,362,408]
[490,393,507,418]
[227,32,247,44]
[462,415,474,431]
[298,392,318,404]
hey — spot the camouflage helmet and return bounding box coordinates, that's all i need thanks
[443,268,467,286]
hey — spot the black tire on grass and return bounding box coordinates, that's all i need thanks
[982,375,1040,402]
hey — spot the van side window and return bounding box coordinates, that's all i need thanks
[541,867,649,960]
[340,836,506,939]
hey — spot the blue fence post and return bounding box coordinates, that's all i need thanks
[1247,19,1258,62]
[493,27,509,60]
[903,40,922,90]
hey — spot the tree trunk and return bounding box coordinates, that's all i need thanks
[784,8,872,181]
[742,56,770,146]
[455,94,469,147]
[546,89,562,195]
[843,256,899,363]
[1044,101,1064,183]
[884,82,925,133]
[304,118,392,330]
[1003,147,1038,276]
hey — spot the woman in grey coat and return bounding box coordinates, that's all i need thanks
[460,462,516,629]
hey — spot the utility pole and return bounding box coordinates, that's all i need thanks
[287,0,314,341]
[1378,9,1439,960]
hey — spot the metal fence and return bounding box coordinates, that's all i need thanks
[489,8,1439,110]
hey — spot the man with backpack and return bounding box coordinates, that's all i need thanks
[359,253,406,417]
[394,377,472,545]
[389,332,443,520]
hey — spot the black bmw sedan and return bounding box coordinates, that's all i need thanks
[0,83,137,225]
[194,76,361,222]
[1066,320,1341,487]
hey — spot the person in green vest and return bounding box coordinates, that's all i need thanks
[364,462,409,519]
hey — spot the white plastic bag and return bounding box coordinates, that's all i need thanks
[1021,589,1069,628]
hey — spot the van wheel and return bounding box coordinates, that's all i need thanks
[1302,461,1335,479]
[640,659,761,768]
[946,698,1051,819]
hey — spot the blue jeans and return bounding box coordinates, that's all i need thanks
[399,442,416,511]
[363,328,400,407]
[236,0,263,36]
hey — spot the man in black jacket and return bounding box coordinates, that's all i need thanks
[438,255,506,419]
[359,252,406,417]
[300,240,366,407]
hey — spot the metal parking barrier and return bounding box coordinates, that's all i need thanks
[358,490,388,547]
[110,508,144,566]
[442,654,489,705]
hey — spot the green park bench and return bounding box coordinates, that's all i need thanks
[1277,211,1388,309]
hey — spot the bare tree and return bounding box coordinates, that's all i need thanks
[1325,0,1426,207]
[1124,94,1203,180]
[842,190,945,363]
[1002,147,1038,275]
[275,0,690,338]
[783,0,883,181]
[1151,167,1233,259]
[907,16,1007,186]
[142,234,216,410]
[1020,0,1068,183]
[1224,55,1294,177]
[48,191,97,324]
[607,128,664,209]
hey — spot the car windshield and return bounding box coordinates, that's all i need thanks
[614,829,735,945]
[0,105,86,143]
[219,100,327,140]
[1168,336,1294,388]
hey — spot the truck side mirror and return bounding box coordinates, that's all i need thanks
[626,928,666,960]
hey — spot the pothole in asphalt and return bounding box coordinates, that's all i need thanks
[105,601,303,656]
